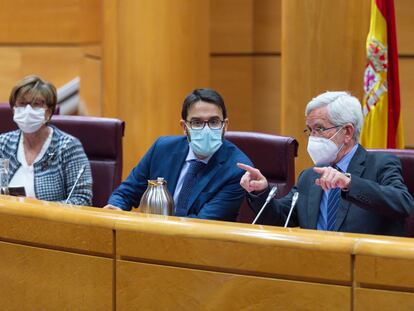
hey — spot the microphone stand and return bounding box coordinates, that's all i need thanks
[65,165,86,204]
[252,186,277,225]
[284,192,299,228]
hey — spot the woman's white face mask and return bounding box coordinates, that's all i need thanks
[13,105,46,133]
[307,127,344,165]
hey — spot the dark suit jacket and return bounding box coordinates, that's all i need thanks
[108,136,252,221]
[250,145,414,236]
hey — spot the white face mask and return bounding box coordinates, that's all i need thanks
[13,105,46,133]
[307,128,344,165]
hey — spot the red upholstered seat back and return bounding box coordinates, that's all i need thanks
[225,131,298,223]
[50,115,125,207]
[369,149,414,237]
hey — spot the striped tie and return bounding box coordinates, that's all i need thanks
[326,164,342,231]
[326,187,340,231]
[175,160,206,216]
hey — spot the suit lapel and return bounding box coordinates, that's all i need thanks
[335,145,366,231]
[166,140,188,195]
[185,143,227,212]
[308,171,324,229]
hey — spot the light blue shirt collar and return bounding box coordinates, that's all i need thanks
[334,143,359,173]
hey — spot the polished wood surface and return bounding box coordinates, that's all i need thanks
[0,47,82,102]
[211,57,254,131]
[281,0,370,174]
[210,0,254,53]
[108,0,210,176]
[117,261,350,311]
[399,58,414,147]
[80,51,102,116]
[1,195,414,310]
[0,242,112,310]
[355,288,414,311]
[0,0,101,43]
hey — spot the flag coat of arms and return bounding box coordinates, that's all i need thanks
[360,0,404,149]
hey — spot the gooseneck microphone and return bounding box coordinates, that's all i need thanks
[284,192,299,228]
[65,164,86,204]
[252,186,278,225]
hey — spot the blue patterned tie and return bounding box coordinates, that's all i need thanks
[175,160,206,216]
[326,187,340,231]
[327,164,342,231]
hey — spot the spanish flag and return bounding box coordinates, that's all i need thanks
[360,0,404,149]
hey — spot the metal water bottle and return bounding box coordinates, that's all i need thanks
[139,177,174,215]
[0,158,10,195]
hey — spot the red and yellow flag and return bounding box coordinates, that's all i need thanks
[360,0,404,149]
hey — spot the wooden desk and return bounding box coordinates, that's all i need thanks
[0,195,413,310]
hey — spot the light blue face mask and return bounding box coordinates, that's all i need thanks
[187,127,223,158]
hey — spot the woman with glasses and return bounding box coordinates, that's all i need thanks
[0,75,92,205]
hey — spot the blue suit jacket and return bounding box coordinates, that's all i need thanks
[250,145,414,236]
[108,136,252,221]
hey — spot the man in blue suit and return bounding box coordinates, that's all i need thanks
[238,91,413,236]
[105,88,252,221]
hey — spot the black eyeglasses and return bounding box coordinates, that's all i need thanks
[303,125,341,137]
[186,118,225,130]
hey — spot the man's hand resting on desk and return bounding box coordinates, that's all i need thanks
[237,163,268,193]
[103,204,122,210]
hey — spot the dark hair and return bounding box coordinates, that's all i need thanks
[9,75,57,114]
[181,88,227,120]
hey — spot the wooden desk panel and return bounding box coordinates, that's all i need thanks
[0,241,112,310]
[355,288,414,311]
[355,255,414,290]
[117,229,352,283]
[0,213,112,255]
[116,260,351,311]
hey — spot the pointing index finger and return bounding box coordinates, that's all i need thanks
[237,162,256,173]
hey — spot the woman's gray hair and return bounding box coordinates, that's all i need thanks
[305,91,364,142]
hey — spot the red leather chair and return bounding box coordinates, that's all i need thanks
[0,103,18,133]
[0,105,125,207]
[225,131,299,223]
[368,149,414,237]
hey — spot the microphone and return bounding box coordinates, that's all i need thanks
[284,192,299,228]
[65,164,86,204]
[252,186,278,225]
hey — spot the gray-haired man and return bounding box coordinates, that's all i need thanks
[238,91,413,236]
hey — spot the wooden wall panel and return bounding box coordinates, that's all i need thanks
[210,57,253,131]
[115,0,210,175]
[0,0,101,43]
[254,0,281,53]
[355,288,414,311]
[0,47,82,103]
[281,0,370,174]
[399,58,414,148]
[253,56,281,133]
[395,0,414,55]
[102,0,119,118]
[210,1,281,134]
[210,0,253,53]
[0,242,112,310]
[117,260,351,311]
[80,53,102,116]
